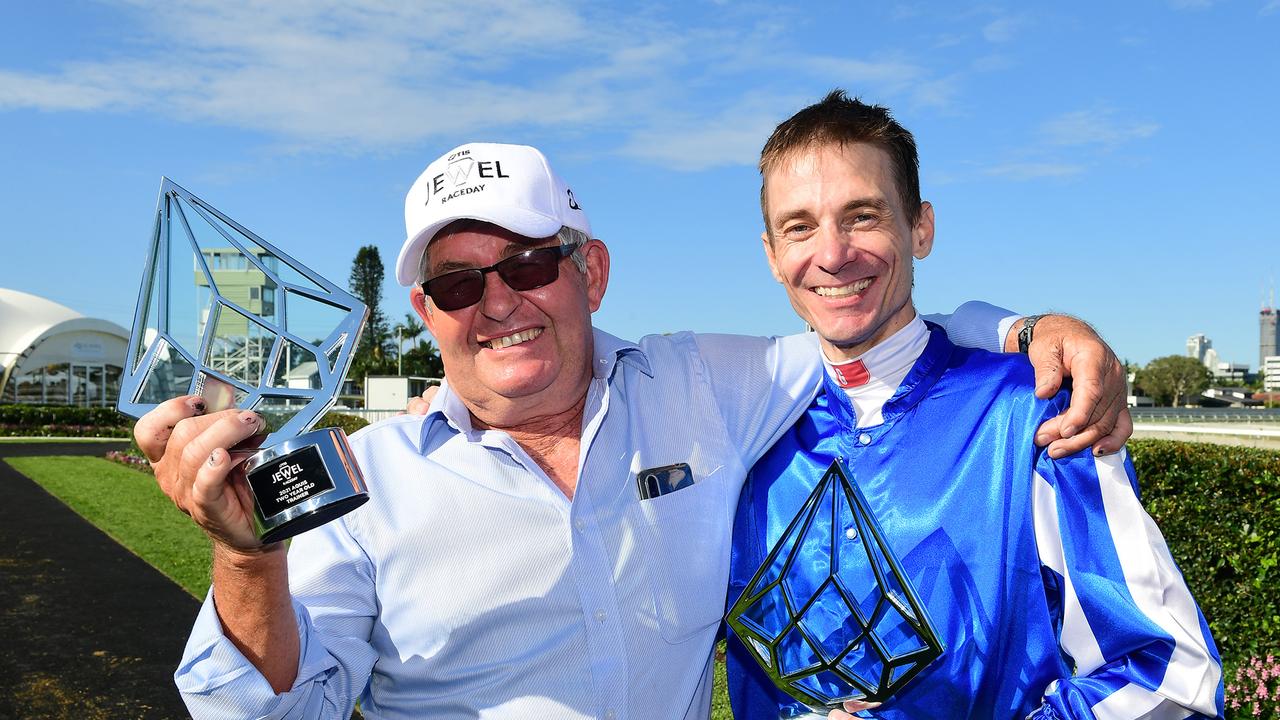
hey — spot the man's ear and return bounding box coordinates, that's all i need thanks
[583,239,610,312]
[411,286,436,335]
[912,201,936,260]
[761,231,785,283]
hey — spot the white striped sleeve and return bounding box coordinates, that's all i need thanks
[1029,448,1223,719]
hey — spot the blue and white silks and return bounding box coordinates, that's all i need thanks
[726,324,1223,719]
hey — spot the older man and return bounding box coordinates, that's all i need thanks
[137,142,1128,718]
[725,92,1221,719]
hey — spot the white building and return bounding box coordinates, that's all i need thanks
[1265,355,1280,392]
[1201,387,1258,408]
[0,288,130,406]
[364,376,439,410]
[1214,362,1249,384]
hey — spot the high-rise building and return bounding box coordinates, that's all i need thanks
[1187,333,1211,364]
[1263,307,1279,373]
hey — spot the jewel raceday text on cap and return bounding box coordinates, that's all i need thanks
[395,142,593,287]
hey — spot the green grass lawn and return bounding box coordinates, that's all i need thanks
[5,455,212,596]
[712,648,733,718]
[4,454,738,717]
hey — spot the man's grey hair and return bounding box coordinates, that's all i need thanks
[556,226,590,273]
[417,223,589,285]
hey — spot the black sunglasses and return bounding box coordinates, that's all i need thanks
[422,242,580,311]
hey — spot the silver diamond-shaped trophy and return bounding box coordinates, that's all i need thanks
[727,460,944,709]
[118,179,370,544]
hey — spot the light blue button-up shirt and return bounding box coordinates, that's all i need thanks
[175,303,1014,720]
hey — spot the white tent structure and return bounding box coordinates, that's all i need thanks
[0,288,130,406]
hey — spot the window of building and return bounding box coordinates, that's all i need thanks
[2,361,124,406]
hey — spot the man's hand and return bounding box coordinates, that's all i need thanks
[1005,315,1132,458]
[404,384,441,415]
[828,700,881,718]
[133,395,274,553]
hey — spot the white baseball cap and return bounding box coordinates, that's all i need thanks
[395,142,592,286]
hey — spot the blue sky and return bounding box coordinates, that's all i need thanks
[2,1,1277,368]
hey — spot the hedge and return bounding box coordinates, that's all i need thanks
[0,404,133,437]
[1129,439,1280,673]
[317,411,370,436]
[0,405,369,439]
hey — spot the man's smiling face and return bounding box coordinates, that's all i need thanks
[762,141,934,362]
[413,221,608,426]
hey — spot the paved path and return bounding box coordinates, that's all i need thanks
[0,441,199,719]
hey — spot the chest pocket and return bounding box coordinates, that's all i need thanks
[628,471,732,644]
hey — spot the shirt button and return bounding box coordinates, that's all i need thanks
[858,433,872,445]
[845,527,858,540]
[574,518,587,533]
[594,609,607,623]
[604,710,616,720]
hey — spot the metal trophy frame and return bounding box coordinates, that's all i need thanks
[118,178,370,544]
[727,460,944,708]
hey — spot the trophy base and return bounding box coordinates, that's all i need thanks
[243,427,369,545]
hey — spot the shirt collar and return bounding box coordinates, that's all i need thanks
[821,319,955,430]
[590,327,652,380]
[417,326,651,451]
[822,314,928,390]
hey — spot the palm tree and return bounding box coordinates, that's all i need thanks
[394,313,425,375]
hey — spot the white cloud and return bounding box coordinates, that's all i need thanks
[618,120,775,172]
[1262,0,1280,15]
[908,76,964,110]
[889,4,925,21]
[983,162,1085,180]
[982,16,1025,43]
[0,1,970,171]
[1039,109,1159,148]
[789,56,961,110]
[922,169,962,186]
[971,54,1014,73]
[0,1,673,150]
[796,57,926,88]
[0,67,142,110]
[970,108,1156,183]
[933,33,967,49]
[616,93,800,171]
[1168,0,1217,8]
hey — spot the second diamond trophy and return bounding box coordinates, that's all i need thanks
[727,460,944,709]
[118,179,370,544]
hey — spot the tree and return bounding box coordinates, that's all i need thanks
[1120,359,1146,401]
[1139,355,1211,407]
[348,246,393,385]
[392,312,443,377]
[400,338,445,378]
